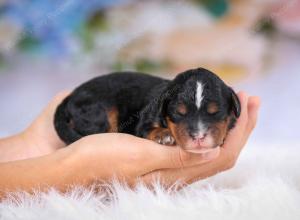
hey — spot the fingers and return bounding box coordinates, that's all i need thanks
[135,137,220,171]
[34,90,71,122]
[222,91,249,151]
[25,91,71,151]
[246,96,260,134]
[142,161,220,187]
[79,133,220,185]
[48,90,71,111]
[236,91,249,128]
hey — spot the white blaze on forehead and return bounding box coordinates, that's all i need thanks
[195,81,204,109]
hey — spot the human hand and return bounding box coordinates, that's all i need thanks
[67,132,220,187]
[21,91,70,156]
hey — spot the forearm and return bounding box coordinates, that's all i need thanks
[0,133,32,162]
[0,130,64,162]
[0,147,91,199]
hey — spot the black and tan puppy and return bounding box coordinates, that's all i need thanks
[54,68,240,153]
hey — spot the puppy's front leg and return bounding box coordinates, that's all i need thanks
[147,128,176,146]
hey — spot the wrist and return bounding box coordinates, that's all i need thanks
[66,138,111,185]
[62,142,97,186]
[37,145,96,190]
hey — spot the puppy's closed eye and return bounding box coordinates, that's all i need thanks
[207,102,219,114]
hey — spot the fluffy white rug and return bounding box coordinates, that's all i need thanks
[1,142,300,220]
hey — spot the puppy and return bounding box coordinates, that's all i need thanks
[54,68,240,153]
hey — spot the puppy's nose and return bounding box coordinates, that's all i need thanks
[190,132,207,140]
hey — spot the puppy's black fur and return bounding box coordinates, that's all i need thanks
[54,68,240,151]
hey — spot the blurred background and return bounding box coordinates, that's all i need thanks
[0,0,299,146]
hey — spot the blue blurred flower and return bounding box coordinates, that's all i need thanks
[1,0,128,56]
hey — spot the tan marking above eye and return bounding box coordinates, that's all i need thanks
[177,103,188,115]
[207,102,219,114]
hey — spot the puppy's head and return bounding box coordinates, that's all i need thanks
[161,68,241,153]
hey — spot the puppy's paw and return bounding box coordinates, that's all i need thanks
[155,129,176,146]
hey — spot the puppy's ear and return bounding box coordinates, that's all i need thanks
[229,88,241,118]
[157,82,180,127]
[157,91,171,127]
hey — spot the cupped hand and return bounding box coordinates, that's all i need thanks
[67,133,220,187]
[21,91,70,156]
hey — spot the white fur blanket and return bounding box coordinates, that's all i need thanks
[1,142,300,220]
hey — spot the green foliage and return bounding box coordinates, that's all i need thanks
[195,0,229,17]
[0,54,5,70]
[111,59,171,73]
[17,35,41,51]
[79,10,109,52]
[111,61,130,72]
[134,59,164,72]
[87,10,109,32]
[78,26,95,51]
[255,18,277,37]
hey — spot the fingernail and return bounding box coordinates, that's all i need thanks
[203,148,220,160]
